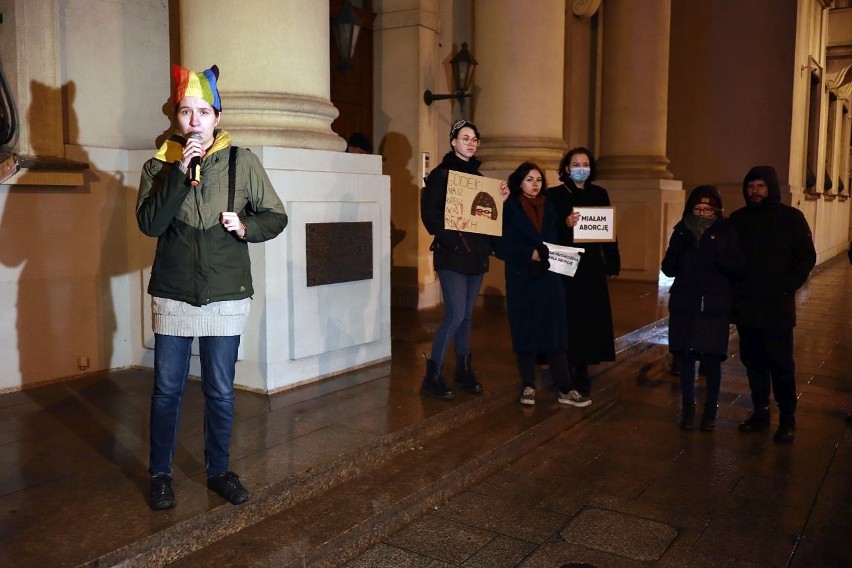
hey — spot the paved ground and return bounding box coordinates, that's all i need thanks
[0,255,849,568]
[346,255,852,568]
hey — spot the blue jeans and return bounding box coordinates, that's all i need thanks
[149,334,240,478]
[430,270,484,368]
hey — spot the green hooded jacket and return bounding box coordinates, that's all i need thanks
[136,130,288,306]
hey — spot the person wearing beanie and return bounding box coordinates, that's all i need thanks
[419,119,507,399]
[137,64,288,510]
[662,186,744,430]
[729,165,816,443]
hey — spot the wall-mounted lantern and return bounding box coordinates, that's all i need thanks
[423,42,478,107]
[331,0,361,76]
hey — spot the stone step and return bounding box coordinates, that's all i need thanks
[174,341,672,568]
[83,330,670,567]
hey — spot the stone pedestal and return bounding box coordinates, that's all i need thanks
[601,179,684,282]
[135,149,390,392]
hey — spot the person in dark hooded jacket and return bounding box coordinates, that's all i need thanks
[419,120,507,400]
[662,186,744,431]
[729,165,816,443]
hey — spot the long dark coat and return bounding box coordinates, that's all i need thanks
[661,216,744,358]
[729,166,816,330]
[546,181,620,365]
[494,196,567,354]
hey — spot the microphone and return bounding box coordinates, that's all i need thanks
[188,134,203,187]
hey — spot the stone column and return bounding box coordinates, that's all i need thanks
[595,0,682,281]
[472,0,566,171]
[179,0,343,150]
[597,0,672,179]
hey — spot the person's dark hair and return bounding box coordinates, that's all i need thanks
[449,119,480,142]
[558,146,597,184]
[346,132,373,154]
[470,191,498,220]
[508,162,547,197]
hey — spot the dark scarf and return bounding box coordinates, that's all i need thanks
[519,193,546,233]
[683,213,715,244]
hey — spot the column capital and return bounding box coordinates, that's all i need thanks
[571,0,602,17]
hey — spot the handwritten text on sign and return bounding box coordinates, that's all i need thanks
[444,170,504,236]
[544,242,585,277]
[572,206,616,243]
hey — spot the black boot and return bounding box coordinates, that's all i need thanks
[738,406,771,432]
[774,414,796,443]
[454,354,483,394]
[700,404,717,431]
[420,355,454,400]
[680,402,696,430]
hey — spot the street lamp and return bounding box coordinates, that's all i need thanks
[331,0,361,75]
[423,42,478,106]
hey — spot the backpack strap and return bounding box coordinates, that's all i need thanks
[227,145,238,211]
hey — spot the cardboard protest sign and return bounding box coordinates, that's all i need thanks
[573,206,616,243]
[544,242,585,277]
[444,170,504,236]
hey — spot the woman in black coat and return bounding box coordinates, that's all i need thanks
[661,185,745,430]
[495,162,590,408]
[546,147,620,397]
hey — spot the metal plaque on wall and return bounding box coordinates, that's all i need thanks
[306,222,373,287]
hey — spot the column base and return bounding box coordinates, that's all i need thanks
[598,178,684,281]
[597,155,674,180]
[475,137,566,170]
[222,92,346,151]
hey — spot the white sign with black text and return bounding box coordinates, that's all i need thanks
[573,206,616,243]
[544,242,585,277]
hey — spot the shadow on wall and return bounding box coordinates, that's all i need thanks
[0,80,146,389]
[379,131,416,268]
[0,80,153,498]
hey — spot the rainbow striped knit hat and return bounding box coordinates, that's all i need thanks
[171,64,221,112]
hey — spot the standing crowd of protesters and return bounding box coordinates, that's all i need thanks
[420,134,818,447]
[137,59,820,512]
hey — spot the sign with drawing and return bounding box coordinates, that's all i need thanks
[573,206,616,243]
[444,170,504,236]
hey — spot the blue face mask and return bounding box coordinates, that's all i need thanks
[569,167,590,184]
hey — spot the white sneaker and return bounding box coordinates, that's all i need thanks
[519,386,536,406]
[559,389,592,408]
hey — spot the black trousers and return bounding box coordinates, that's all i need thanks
[516,351,573,393]
[736,325,797,416]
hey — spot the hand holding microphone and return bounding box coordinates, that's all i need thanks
[185,133,203,187]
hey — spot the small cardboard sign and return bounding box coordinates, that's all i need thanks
[443,170,504,236]
[573,206,616,243]
[545,242,585,277]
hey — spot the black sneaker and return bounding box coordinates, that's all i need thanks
[149,474,175,511]
[207,471,250,505]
